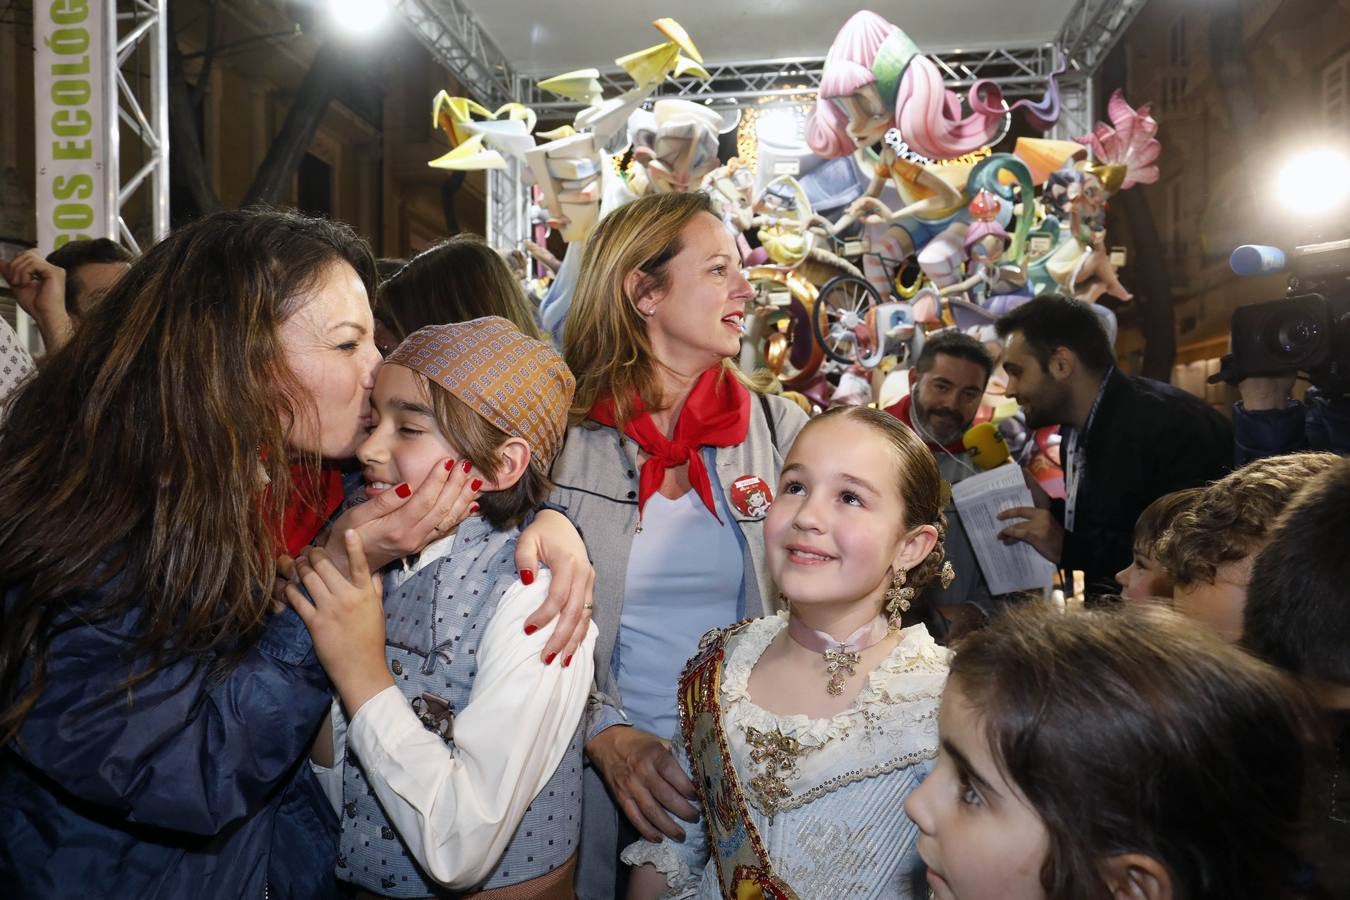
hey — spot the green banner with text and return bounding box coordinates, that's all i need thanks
[35,0,108,250]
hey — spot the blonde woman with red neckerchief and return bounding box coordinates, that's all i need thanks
[550,191,808,898]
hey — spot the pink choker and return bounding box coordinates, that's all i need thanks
[786,614,893,696]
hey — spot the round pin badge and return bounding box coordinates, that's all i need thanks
[730,475,774,519]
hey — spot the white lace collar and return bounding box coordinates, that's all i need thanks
[719,611,949,814]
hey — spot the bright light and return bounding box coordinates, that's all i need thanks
[329,0,388,35]
[1275,148,1350,216]
[756,106,807,147]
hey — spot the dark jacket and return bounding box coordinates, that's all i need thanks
[1052,369,1233,596]
[0,585,337,899]
[1233,388,1350,465]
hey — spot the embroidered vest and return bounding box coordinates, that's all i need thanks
[678,623,800,900]
[338,522,583,897]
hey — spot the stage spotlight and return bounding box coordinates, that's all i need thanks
[329,0,389,35]
[1275,148,1350,216]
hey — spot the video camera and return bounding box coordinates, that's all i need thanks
[1210,239,1350,393]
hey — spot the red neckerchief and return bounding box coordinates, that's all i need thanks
[277,463,346,557]
[588,367,751,523]
[884,394,966,455]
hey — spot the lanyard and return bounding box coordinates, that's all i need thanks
[1064,370,1112,532]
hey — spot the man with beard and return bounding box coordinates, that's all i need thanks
[994,294,1232,597]
[885,331,1002,626]
[885,331,993,483]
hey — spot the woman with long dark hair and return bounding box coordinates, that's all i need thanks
[0,208,591,898]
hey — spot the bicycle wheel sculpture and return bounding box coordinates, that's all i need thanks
[812,273,883,365]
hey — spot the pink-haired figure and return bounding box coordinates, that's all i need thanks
[806,11,1058,300]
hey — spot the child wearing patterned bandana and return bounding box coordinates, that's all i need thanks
[306,317,596,898]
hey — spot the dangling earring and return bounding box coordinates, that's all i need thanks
[884,568,916,621]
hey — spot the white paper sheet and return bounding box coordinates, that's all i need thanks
[950,463,1058,595]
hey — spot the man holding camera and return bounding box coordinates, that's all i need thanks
[1235,375,1350,463]
[993,294,1233,598]
[1223,241,1350,462]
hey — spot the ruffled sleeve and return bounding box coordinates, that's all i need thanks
[619,726,707,899]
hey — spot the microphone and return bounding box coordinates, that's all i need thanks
[963,421,1010,470]
[1229,244,1287,277]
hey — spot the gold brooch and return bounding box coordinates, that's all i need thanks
[823,647,861,696]
[745,726,805,817]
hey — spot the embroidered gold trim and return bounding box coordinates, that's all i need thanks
[764,748,938,815]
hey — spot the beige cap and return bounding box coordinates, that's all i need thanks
[386,316,575,465]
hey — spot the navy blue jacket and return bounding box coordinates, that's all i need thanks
[1233,388,1350,465]
[0,585,337,899]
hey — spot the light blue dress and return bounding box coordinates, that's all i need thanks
[622,613,948,899]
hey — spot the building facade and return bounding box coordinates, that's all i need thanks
[1,0,484,288]
[1109,0,1350,406]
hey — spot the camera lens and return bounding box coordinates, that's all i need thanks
[1270,317,1319,357]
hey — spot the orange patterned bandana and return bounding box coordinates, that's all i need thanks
[385,317,575,466]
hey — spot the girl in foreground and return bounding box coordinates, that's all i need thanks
[626,405,953,898]
[906,604,1311,900]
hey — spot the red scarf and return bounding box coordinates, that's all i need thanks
[588,368,750,523]
[884,394,966,455]
[276,463,346,557]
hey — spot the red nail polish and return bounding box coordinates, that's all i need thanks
[521,569,535,585]
[545,652,557,665]
[524,624,538,635]
[470,478,483,491]
[469,502,480,515]
[444,458,455,471]
[395,483,412,498]
[461,459,472,473]
[564,654,573,668]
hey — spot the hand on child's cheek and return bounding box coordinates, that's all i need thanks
[464,460,484,494]
[285,533,393,716]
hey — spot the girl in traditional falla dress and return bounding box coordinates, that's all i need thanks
[625,405,953,899]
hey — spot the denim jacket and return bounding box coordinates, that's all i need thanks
[0,578,336,899]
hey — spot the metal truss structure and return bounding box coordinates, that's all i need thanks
[58,0,1144,257]
[484,72,530,253]
[1049,75,1095,143]
[520,44,1066,116]
[391,0,516,108]
[1057,0,1148,75]
[520,57,827,113]
[393,1,1147,247]
[1049,0,1149,147]
[392,0,524,247]
[107,0,170,252]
